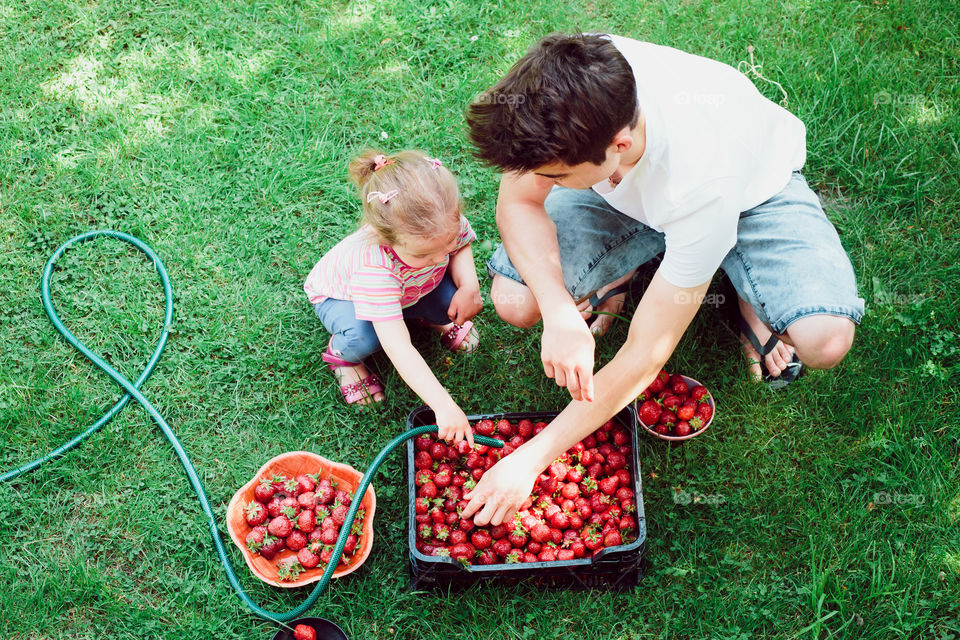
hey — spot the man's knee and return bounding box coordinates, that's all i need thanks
[788,315,856,369]
[490,276,541,328]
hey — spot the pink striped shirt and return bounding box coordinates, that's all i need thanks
[304,215,476,321]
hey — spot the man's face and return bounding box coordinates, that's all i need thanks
[532,145,621,189]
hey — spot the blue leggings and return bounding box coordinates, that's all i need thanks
[313,273,457,362]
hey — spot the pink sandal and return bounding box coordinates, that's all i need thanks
[439,320,478,353]
[321,348,384,405]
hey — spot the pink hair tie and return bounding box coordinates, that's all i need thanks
[366,189,400,204]
[373,154,394,171]
[427,157,442,170]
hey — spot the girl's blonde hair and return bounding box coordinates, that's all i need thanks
[347,150,460,246]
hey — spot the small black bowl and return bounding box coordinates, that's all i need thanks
[271,617,349,640]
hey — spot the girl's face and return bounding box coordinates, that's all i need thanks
[391,228,459,269]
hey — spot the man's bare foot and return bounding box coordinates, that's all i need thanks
[738,297,796,381]
[330,360,384,405]
[577,270,636,337]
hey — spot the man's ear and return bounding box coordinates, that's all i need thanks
[610,127,633,154]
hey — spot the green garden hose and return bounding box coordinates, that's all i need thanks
[3,230,502,624]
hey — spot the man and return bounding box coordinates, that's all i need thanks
[460,33,864,527]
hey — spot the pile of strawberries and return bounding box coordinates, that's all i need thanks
[636,370,713,438]
[413,418,640,565]
[242,472,363,582]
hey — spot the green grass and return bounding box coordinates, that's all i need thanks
[2,0,959,638]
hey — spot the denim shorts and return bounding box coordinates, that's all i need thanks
[486,171,865,335]
[313,272,458,362]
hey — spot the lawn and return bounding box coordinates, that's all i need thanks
[1,0,958,638]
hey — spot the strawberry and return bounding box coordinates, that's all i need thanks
[671,378,689,396]
[530,523,551,544]
[689,417,705,433]
[475,419,495,436]
[676,402,696,421]
[538,547,556,562]
[606,451,627,470]
[517,419,534,437]
[297,491,318,511]
[245,526,267,552]
[615,469,631,486]
[696,403,714,422]
[297,509,316,533]
[414,450,433,469]
[603,530,623,547]
[308,528,324,543]
[418,482,438,499]
[560,482,579,500]
[258,535,284,560]
[319,546,334,565]
[548,511,569,529]
[691,385,709,402]
[266,496,284,518]
[270,474,289,492]
[599,476,619,496]
[505,549,522,563]
[296,474,316,494]
[659,410,677,427]
[619,515,636,532]
[471,530,492,550]
[335,490,352,507]
[254,479,275,503]
[662,395,681,411]
[415,497,430,515]
[582,529,602,551]
[277,557,304,582]
[433,468,452,488]
[314,506,331,525]
[343,533,359,555]
[448,529,467,545]
[508,527,527,548]
[279,496,301,518]
[655,423,670,436]
[496,419,514,438]
[286,530,307,552]
[268,515,293,538]
[568,514,584,530]
[675,421,692,437]
[489,524,508,540]
[245,501,267,526]
[449,543,475,560]
[458,517,475,533]
[430,442,449,461]
[557,548,575,561]
[416,523,433,542]
[477,549,497,565]
[533,421,549,435]
[294,624,316,640]
[314,482,335,505]
[527,541,542,554]
[330,504,349,527]
[637,399,662,426]
[433,523,450,542]
[415,469,434,487]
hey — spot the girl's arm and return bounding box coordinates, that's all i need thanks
[372,318,473,445]
[445,243,483,326]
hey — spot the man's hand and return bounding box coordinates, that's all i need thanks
[541,304,595,402]
[433,401,474,447]
[447,285,483,326]
[461,451,541,526]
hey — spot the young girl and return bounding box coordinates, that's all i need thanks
[304,150,482,444]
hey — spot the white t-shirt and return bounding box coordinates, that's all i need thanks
[592,35,807,288]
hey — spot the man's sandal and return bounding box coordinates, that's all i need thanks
[439,320,479,354]
[737,312,803,390]
[584,281,633,332]
[320,348,385,404]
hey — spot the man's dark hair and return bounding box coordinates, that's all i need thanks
[466,33,638,173]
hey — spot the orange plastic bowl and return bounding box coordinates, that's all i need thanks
[637,375,716,442]
[226,451,376,588]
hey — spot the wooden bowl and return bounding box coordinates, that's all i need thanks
[637,375,716,442]
[226,451,376,588]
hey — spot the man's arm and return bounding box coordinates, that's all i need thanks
[497,172,597,402]
[462,271,711,525]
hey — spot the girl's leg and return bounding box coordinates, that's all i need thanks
[313,298,384,403]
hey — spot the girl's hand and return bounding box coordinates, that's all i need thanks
[433,401,474,447]
[447,285,483,326]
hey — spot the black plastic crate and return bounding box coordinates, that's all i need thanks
[406,405,646,591]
